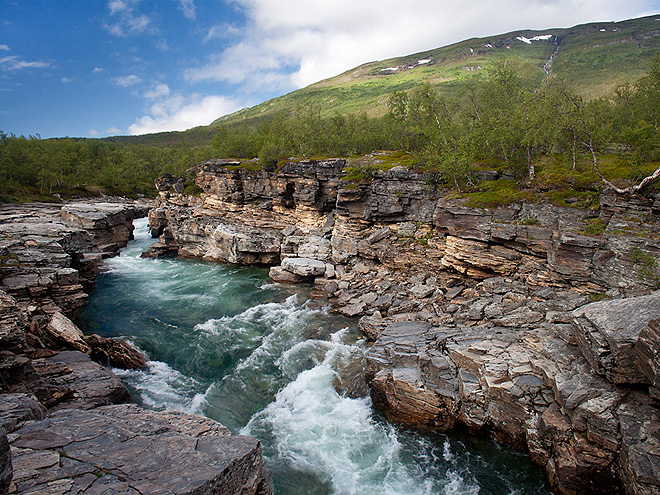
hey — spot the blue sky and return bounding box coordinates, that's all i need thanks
[2,0,659,138]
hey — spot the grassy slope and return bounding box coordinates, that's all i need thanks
[108,14,660,146]
[210,15,660,127]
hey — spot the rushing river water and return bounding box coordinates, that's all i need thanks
[79,218,550,495]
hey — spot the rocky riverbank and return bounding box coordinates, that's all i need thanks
[0,199,272,495]
[149,158,660,494]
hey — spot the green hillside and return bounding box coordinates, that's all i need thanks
[210,14,660,130]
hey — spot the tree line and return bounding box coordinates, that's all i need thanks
[0,135,214,202]
[1,54,659,203]
[212,54,660,194]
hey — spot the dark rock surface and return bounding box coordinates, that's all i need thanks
[0,394,46,433]
[83,334,147,370]
[33,351,130,411]
[8,404,270,495]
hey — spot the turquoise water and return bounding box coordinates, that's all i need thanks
[79,218,550,495]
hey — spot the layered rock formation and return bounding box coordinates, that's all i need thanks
[150,157,660,494]
[0,200,272,495]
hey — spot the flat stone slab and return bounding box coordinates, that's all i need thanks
[281,257,326,277]
[9,404,271,495]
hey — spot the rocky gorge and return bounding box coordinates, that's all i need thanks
[146,157,660,495]
[0,200,272,494]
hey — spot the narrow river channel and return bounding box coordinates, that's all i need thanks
[78,218,550,495]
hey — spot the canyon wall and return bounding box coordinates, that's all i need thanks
[150,158,660,495]
[0,200,271,495]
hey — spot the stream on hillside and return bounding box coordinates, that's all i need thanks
[78,218,550,495]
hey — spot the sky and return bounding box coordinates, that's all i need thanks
[1,0,659,139]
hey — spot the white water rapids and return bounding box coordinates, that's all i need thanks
[79,218,549,495]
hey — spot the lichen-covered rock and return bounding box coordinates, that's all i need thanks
[9,404,272,495]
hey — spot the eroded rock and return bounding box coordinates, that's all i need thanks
[9,404,271,495]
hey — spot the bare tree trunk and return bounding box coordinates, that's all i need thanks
[572,135,577,170]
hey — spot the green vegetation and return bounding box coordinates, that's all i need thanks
[2,15,660,203]
[0,134,214,202]
[631,248,660,287]
[583,218,607,236]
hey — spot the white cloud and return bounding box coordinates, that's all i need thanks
[0,55,51,71]
[104,0,154,37]
[144,83,170,99]
[128,94,243,135]
[179,0,196,21]
[184,0,658,91]
[92,67,105,74]
[155,38,169,52]
[106,126,123,135]
[89,129,100,137]
[61,77,73,83]
[0,45,9,51]
[204,23,243,42]
[113,74,142,87]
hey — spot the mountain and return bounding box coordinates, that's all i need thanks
[110,14,660,146]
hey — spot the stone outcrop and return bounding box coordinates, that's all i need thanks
[364,299,660,495]
[8,404,270,495]
[0,199,272,495]
[148,157,660,495]
[0,201,149,314]
[573,293,660,388]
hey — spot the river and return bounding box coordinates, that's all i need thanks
[78,218,550,495]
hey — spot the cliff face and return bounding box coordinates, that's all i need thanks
[151,159,660,495]
[0,200,272,495]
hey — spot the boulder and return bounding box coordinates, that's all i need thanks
[281,257,326,277]
[0,394,46,433]
[45,312,91,354]
[268,266,307,284]
[572,292,660,385]
[83,334,147,370]
[9,404,272,495]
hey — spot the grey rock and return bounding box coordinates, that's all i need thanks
[572,292,660,385]
[398,222,417,237]
[409,285,435,300]
[45,312,91,354]
[9,404,271,495]
[281,257,326,277]
[269,266,307,284]
[444,286,464,301]
[0,394,46,433]
[367,227,392,245]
